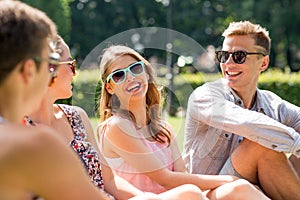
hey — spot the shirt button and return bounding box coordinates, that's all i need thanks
[271,144,278,149]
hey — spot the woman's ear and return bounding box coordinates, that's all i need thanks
[105,82,114,94]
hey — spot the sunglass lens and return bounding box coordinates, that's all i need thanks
[112,71,125,83]
[222,52,230,63]
[49,63,57,73]
[233,51,247,64]
[130,63,143,75]
[216,51,228,63]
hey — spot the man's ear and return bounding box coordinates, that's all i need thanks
[20,59,36,84]
[260,55,269,72]
[105,82,114,94]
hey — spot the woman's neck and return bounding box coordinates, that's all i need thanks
[121,100,148,126]
[29,96,56,125]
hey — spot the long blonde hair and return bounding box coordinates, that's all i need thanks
[98,45,171,145]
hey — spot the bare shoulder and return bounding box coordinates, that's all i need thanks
[0,124,67,162]
[105,116,136,137]
[0,124,68,184]
[0,124,58,155]
[0,124,109,199]
[73,105,88,117]
[72,105,92,127]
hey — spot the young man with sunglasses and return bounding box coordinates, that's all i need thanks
[184,20,300,199]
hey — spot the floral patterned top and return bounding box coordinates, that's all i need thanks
[24,104,115,200]
[58,104,105,189]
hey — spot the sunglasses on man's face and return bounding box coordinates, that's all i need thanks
[33,52,60,86]
[106,61,145,84]
[33,52,60,74]
[215,50,266,64]
[59,59,76,75]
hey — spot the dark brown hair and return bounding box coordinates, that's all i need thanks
[0,0,57,84]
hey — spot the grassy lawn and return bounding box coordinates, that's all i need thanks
[90,115,186,152]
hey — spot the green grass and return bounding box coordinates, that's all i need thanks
[165,115,186,151]
[90,115,186,152]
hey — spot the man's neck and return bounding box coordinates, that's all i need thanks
[233,87,257,109]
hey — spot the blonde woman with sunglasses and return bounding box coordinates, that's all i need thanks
[97,45,269,199]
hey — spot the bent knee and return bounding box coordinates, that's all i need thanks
[177,184,206,200]
[230,179,259,198]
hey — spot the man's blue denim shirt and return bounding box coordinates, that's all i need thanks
[184,78,300,175]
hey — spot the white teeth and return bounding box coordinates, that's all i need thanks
[227,71,240,75]
[128,83,140,91]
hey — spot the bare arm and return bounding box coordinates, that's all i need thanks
[1,124,109,200]
[187,81,300,157]
[75,106,144,199]
[101,118,236,191]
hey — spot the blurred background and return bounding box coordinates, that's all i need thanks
[21,0,300,149]
[22,0,300,72]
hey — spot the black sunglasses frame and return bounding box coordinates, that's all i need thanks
[216,50,266,64]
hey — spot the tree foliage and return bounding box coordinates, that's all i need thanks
[22,0,73,42]
[22,0,300,72]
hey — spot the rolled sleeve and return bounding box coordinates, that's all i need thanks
[186,79,300,156]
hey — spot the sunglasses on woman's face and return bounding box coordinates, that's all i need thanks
[215,50,266,64]
[106,61,145,84]
[59,59,76,75]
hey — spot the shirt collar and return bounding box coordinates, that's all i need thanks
[221,78,265,114]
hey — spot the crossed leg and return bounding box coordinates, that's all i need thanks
[231,139,300,200]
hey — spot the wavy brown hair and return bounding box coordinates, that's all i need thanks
[98,45,171,145]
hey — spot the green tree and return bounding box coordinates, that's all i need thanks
[22,0,72,42]
[24,0,300,72]
[69,0,166,61]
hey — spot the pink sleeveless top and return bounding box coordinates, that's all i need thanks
[98,116,174,194]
